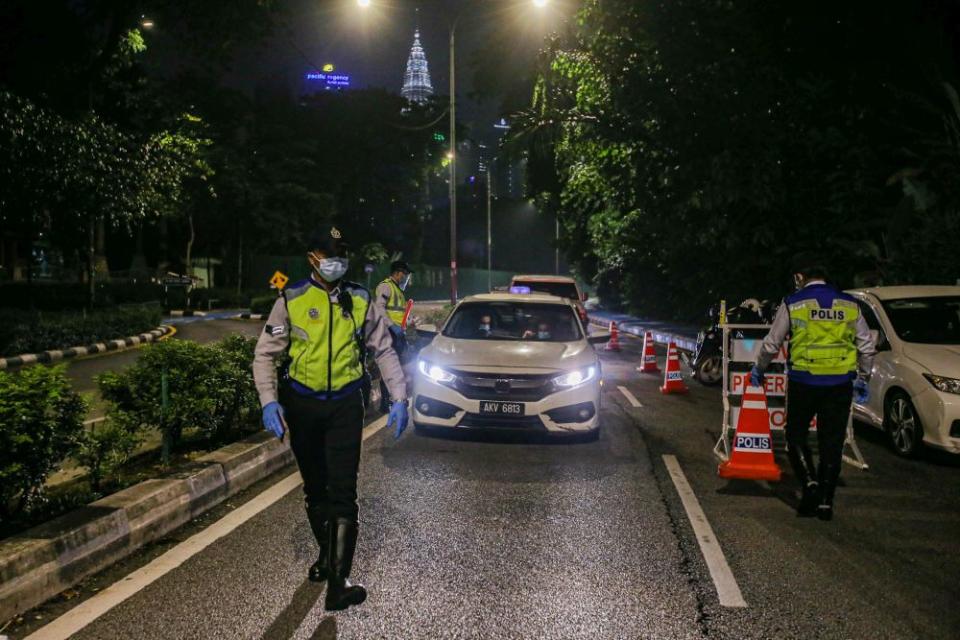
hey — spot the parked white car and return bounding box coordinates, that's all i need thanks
[412,293,609,437]
[846,286,960,456]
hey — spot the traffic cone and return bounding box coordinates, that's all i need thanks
[718,382,782,481]
[637,331,661,374]
[659,341,689,394]
[605,321,621,352]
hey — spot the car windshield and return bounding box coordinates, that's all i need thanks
[511,280,579,300]
[443,301,583,342]
[881,296,960,345]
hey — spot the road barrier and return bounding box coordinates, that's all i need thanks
[605,321,621,352]
[638,331,661,374]
[711,300,868,470]
[659,341,689,395]
[718,381,782,481]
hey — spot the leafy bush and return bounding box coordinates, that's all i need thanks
[250,294,279,315]
[0,365,86,520]
[0,282,164,311]
[74,416,142,492]
[98,335,260,462]
[0,303,163,356]
[418,304,454,328]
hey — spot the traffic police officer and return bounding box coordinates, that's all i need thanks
[253,227,409,611]
[751,260,875,520]
[374,260,413,410]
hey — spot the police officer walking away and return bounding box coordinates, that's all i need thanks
[751,260,875,520]
[253,227,409,611]
[375,260,413,409]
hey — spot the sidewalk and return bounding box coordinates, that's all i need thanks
[587,309,699,352]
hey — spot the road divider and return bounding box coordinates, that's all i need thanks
[662,455,747,608]
[0,325,175,370]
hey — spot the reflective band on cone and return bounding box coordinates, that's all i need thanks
[637,331,661,374]
[718,383,782,481]
[605,321,622,352]
[660,341,689,394]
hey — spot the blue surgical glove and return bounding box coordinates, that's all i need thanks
[749,365,765,389]
[262,401,286,440]
[853,378,870,404]
[387,399,409,439]
[389,324,407,351]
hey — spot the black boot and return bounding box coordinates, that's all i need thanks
[817,463,839,521]
[306,506,329,583]
[787,443,819,517]
[324,517,367,611]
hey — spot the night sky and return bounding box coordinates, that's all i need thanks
[223,0,573,134]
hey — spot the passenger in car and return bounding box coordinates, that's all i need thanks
[477,314,493,338]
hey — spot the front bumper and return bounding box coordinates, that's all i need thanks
[913,386,960,454]
[412,375,601,434]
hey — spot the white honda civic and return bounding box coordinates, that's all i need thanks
[412,293,609,436]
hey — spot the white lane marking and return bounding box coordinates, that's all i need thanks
[617,385,642,408]
[662,454,747,608]
[25,414,391,640]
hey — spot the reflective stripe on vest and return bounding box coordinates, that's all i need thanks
[381,278,406,326]
[788,296,859,377]
[285,282,368,393]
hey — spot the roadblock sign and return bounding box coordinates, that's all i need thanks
[270,271,289,290]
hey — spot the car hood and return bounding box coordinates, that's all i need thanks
[422,336,596,374]
[902,343,960,377]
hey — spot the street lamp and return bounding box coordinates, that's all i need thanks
[356,0,371,7]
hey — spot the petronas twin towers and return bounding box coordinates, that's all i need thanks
[401,28,433,105]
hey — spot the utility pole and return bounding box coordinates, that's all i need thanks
[555,215,560,275]
[486,162,493,292]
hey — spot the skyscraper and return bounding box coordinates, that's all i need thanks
[401,29,433,105]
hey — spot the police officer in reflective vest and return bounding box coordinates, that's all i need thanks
[374,261,413,410]
[253,227,409,611]
[751,261,875,520]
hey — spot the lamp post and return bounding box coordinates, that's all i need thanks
[486,160,493,292]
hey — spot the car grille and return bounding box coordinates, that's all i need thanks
[450,370,555,402]
[458,413,545,429]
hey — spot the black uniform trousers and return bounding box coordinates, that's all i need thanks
[279,384,365,522]
[785,380,853,494]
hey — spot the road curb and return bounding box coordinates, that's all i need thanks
[0,325,175,371]
[236,312,266,320]
[167,309,208,318]
[589,315,697,353]
[0,432,294,622]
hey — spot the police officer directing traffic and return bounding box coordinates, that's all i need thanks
[253,226,409,611]
[376,260,413,352]
[751,260,876,521]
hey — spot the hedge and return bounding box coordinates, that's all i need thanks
[250,294,279,315]
[0,303,163,357]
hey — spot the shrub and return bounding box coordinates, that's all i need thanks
[250,294,279,315]
[418,304,454,328]
[0,303,163,356]
[0,365,86,521]
[97,335,260,462]
[74,415,142,492]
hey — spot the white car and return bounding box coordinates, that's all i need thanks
[847,286,960,456]
[412,293,609,437]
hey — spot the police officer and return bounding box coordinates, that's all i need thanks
[253,227,409,611]
[751,260,875,520]
[375,260,413,410]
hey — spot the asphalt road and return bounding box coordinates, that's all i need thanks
[9,332,960,639]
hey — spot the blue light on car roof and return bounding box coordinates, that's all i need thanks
[510,286,532,294]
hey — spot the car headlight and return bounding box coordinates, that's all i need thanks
[418,360,456,384]
[553,366,598,388]
[923,373,960,395]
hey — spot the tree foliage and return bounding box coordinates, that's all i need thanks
[515,0,960,319]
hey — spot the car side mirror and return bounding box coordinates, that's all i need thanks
[417,324,438,339]
[580,292,588,302]
[870,329,890,351]
[588,331,611,345]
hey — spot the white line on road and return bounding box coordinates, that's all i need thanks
[661,454,747,608]
[25,414,391,640]
[617,385,643,408]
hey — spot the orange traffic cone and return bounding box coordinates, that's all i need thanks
[659,341,689,394]
[718,382,782,481]
[605,321,621,352]
[637,331,661,374]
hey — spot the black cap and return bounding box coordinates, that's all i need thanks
[307,226,348,256]
[390,260,413,274]
[791,252,828,280]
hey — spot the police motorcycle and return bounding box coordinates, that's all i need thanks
[688,298,774,386]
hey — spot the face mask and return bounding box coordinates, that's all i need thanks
[399,274,412,291]
[315,257,349,283]
[537,331,551,340]
[480,323,490,332]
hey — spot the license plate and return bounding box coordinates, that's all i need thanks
[479,401,525,416]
